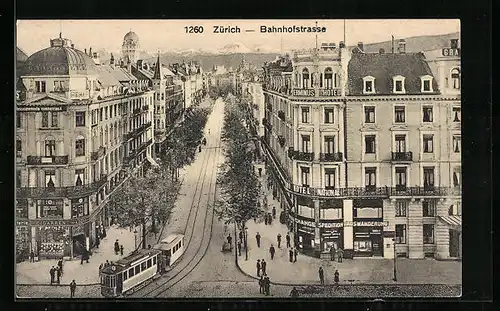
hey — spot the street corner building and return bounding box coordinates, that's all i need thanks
[255,38,461,260]
[14,30,206,262]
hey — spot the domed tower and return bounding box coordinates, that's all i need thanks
[122,30,140,64]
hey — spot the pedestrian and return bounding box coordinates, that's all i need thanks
[258,276,264,294]
[286,233,291,248]
[120,245,124,256]
[227,234,232,246]
[272,206,276,219]
[294,248,298,263]
[288,249,294,262]
[264,276,270,296]
[319,267,325,285]
[114,239,120,255]
[264,214,268,225]
[256,259,261,277]
[290,286,299,298]
[198,145,202,152]
[69,280,76,298]
[81,249,89,264]
[261,259,267,276]
[30,250,35,263]
[95,235,100,248]
[49,266,55,285]
[337,248,344,263]
[334,270,340,284]
[58,259,63,275]
[268,213,273,225]
[239,231,243,243]
[330,247,335,261]
[56,266,61,284]
[237,241,242,256]
[269,245,276,260]
[255,232,261,248]
[258,167,262,177]
[277,233,282,248]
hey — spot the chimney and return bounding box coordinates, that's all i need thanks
[84,48,87,54]
[398,39,406,53]
[137,60,143,69]
[89,47,92,56]
[379,48,385,54]
[71,44,75,48]
[450,39,459,49]
[357,42,364,51]
[339,41,345,48]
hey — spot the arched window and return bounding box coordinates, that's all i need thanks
[451,68,460,89]
[44,136,56,157]
[324,67,333,89]
[302,68,310,89]
[75,135,86,157]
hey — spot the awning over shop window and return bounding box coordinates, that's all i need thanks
[438,216,462,228]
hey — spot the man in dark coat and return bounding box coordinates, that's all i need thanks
[337,248,344,263]
[69,280,77,298]
[255,232,261,248]
[294,248,298,262]
[49,266,55,285]
[277,233,282,248]
[227,234,232,246]
[114,239,120,255]
[264,276,270,296]
[330,247,335,261]
[289,249,294,262]
[120,245,124,256]
[258,167,262,177]
[237,241,242,256]
[264,214,268,225]
[261,259,267,276]
[239,231,243,244]
[334,270,340,284]
[95,236,100,248]
[269,244,276,260]
[286,233,291,248]
[258,276,264,294]
[30,250,35,263]
[55,266,61,284]
[256,259,261,277]
[268,213,273,225]
[272,206,276,219]
[57,259,63,275]
[319,267,325,285]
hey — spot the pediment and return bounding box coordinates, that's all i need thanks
[24,93,71,105]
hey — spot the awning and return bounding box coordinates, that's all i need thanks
[438,216,462,228]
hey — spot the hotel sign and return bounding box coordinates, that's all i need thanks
[442,48,460,57]
[70,90,88,99]
[17,106,67,112]
[292,89,315,97]
[291,185,338,197]
[31,219,77,226]
[318,89,341,96]
[292,88,341,97]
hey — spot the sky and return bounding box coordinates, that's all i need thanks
[16,19,460,56]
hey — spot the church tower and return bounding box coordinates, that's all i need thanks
[121,30,140,63]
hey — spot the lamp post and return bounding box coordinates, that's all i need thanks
[134,229,138,249]
[392,238,397,282]
[245,226,249,261]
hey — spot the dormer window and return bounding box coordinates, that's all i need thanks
[393,76,406,94]
[451,68,461,89]
[363,76,375,94]
[421,75,434,93]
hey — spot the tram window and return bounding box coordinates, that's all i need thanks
[141,262,147,271]
[166,249,171,257]
[135,265,140,274]
[173,245,177,254]
[153,256,157,265]
[129,268,135,278]
[123,271,128,281]
[147,259,152,268]
[111,276,115,288]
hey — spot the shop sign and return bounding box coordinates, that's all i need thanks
[30,219,77,226]
[383,231,395,238]
[17,105,67,112]
[319,222,343,228]
[344,221,389,227]
[16,220,29,226]
[442,48,460,57]
[294,217,315,228]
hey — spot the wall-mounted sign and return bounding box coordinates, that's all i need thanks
[31,219,77,226]
[318,89,341,96]
[17,106,67,112]
[345,221,389,227]
[291,184,338,197]
[292,89,315,97]
[70,91,88,99]
[442,48,460,57]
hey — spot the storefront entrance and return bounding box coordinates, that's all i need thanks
[449,229,461,258]
[353,226,383,257]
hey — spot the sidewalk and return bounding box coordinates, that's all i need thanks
[236,166,462,286]
[16,225,137,286]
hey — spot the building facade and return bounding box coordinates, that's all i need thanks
[261,39,461,260]
[16,33,155,260]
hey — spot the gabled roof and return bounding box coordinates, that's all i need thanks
[347,52,439,95]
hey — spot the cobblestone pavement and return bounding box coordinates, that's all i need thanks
[16,284,102,299]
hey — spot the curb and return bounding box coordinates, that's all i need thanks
[17,283,100,287]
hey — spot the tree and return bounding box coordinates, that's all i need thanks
[109,165,180,249]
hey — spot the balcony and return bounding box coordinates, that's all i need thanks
[289,150,314,161]
[320,152,343,162]
[91,146,106,161]
[27,155,69,166]
[391,152,413,162]
[16,175,108,199]
[288,185,390,198]
[123,121,152,141]
[389,186,448,197]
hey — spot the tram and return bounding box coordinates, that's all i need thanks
[100,248,163,297]
[154,234,185,266]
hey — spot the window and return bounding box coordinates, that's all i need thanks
[135,265,140,274]
[42,112,49,127]
[301,107,310,123]
[105,107,108,120]
[452,107,461,122]
[129,268,135,278]
[324,136,335,154]
[325,168,335,189]
[363,76,375,94]
[365,167,376,188]
[153,256,156,265]
[301,135,310,153]
[110,106,113,119]
[147,259,152,268]
[123,272,128,281]
[301,167,310,186]
[423,224,434,244]
[76,112,86,127]
[51,112,58,127]
[16,140,22,157]
[395,135,406,153]
[17,113,21,128]
[324,108,334,124]
[365,135,376,154]
[364,106,375,123]
[75,169,84,186]
[395,80,403,92]
[45,139,56,156]
[393,76,405,93]
[302,68,309,88]
[423,134,434,153]
[91,110,97,125]
[423,106,433,122]
[395,201,407,217]
[99,108,103,122]
[423,79,431,92]
[449,202,462,216]
[453,135,461,153]
[75,137,85,156]
[320,208,342,220]
[37,199,64,218]
[45,170,56,188]
[451,68,460,89]
[453,166,461,187]
[395,167,407,188]
[354,206,383,218]
[423,167,435,189]
[324,67,333,89]
[394,106,405,123]
[395,224,407,244]
[422,200,436,217]
[141,262,147,271]
[365,81,373,93]
[71,197,89,218]
[35,81,46,93]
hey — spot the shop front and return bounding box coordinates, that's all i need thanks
[353,226,384,257]
[296,223,315,254]
[16,199,30,262]
[36,225,72,259]
[320,226,343,253]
